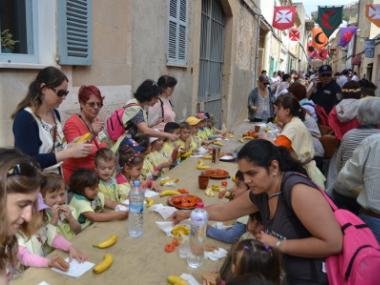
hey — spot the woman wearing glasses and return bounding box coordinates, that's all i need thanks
[12,67,93,174]
[62,85,107,182]
[0,148,42,282]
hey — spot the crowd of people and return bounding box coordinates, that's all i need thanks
[1,65,379,284]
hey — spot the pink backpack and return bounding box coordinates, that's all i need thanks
[106,102,140,141]
[322,192,380,285]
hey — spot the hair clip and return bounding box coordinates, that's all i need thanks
[243,245,250,252]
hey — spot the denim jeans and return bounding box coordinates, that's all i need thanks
[359,213,380,243]
[206,222,246,244]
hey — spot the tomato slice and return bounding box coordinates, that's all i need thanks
[164,243,176,253]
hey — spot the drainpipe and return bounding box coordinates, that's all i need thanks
[254,15,261,89]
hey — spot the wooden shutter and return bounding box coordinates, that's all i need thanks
[58,0,92,65]
[167,0,187,65]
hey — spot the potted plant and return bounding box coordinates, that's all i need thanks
[1,29,18,53]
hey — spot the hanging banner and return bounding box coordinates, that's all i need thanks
[338,26,357,47]
[272,6,297,30]
[311,26,328,50]
[364,39,375,58]
[317,6,343,37]
[289,28,300,41]
[366,4,380,27]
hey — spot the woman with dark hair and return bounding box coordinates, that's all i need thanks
[173,140,342,285]
[111,80,178,151]
[62,85,108,182]
[274,94,325,188]
[12,67,93,174]
[0,148,42,282]
[147,75,178,131]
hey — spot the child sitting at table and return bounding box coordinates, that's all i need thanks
[207,171,250,244]
[69,168,128,229]
[144,136,173,178]
[41,173,81,240]
[16,193,86,272]
[203,239,282,285]
[116,145,161,193]
[95,148,128,203]
[161,122,181,162]
[195,112,210,141]
[185,116,202,149]
[177,122,192,158]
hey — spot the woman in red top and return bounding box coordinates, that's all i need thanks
[62,86,107,182]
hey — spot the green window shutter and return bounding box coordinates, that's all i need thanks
[167,0,187,65]
[58,0,92,65]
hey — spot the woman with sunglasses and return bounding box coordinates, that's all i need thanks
[62,85,107,182]
[0,148,42,282]
[12,67,93,174]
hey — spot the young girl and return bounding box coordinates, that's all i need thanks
[220,239,282,285]
[117,145,161,193]
[207,171,250,244]
[16,193,86,272]
[69,168,128,230]
[41,173,81,240]
[95,148,128,203]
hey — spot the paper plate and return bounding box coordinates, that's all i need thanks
[219,154,236,162]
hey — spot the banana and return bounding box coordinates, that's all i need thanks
[146,198,154,207]
[202,154,212,160]
[167,275,188,285]
[75,132,92,143]
[196,160,210,170]
[93,254,113,274]
[93,234,118,249]
[205,187,215,197]
[212,141,223,146]
[160,177,179,186]
[211,184,221,192]
[181,150,192,159]
[160,190,181,197]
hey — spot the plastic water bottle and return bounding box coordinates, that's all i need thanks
[128,179,144,237]
[187,203,208,268]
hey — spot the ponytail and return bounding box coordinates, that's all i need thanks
[237,139,307,176]
[274,93,306,121]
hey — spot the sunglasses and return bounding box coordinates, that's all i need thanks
[86,102,103,108]
[48,87,69,97]
[7,162,40,178]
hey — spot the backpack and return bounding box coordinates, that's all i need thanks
[282,172,380,285]
[105,102,140,141]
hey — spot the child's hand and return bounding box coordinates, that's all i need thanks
[202,271,219,285]
[49,205,60,225]
[48,256,70,271]
[59,205,73,219]
[68,246,87,263]
[117,211,129,220]
[151,181,162,193]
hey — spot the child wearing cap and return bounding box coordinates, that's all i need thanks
[185,116,202,151]
[16,193,86,272]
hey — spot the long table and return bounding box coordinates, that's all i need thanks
[13,157,238,285]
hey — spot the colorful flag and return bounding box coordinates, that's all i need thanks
[272,6,296,30]
[317,6,343,37]
[289,28,300,41]
[338,26,357,47]
[366,4,380,27]
[311,26,328,51]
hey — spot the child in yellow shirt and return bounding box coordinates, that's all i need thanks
[161,122,181,162]
[41,173,81,240]
[95,148,128,202]
[185,116,202,150]
[144,136,173,178]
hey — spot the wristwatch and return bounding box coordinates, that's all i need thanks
[275,239,283,249]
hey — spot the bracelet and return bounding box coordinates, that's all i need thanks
[275,239,283,249]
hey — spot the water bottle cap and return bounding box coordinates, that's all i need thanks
[195,201,204,208]
[133,179,141,187]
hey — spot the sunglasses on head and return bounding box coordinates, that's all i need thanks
[7,162,40,178]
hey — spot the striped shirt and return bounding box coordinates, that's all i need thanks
[336,127,380,172]
[334,133,380,212]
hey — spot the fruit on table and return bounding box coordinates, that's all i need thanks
[93,234,118,249]
[181,150,192,159]
[196,159,210,170]
[167,275,188,285]
[93,253,113,274]
[211,140,223,146]
[177,188,189,194]
[160,190,181,197]
[242,130,258,138]
[205,187,215,197]
[171,225,190,237]
[160,177,180,186]
[146,197,154,207]
[164,242,176,253]
[202,154,212,160]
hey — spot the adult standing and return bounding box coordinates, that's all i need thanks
[0,148,42,282]
[274,73,291,98]
[12,67,92,174]
[111,79,178,151]
[173,140,342,284]
[147,75,177,131]
[247,75,275,123]
[309,65,341,115]
[62,85,107,183]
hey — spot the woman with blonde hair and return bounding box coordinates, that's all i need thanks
[0,148,42,283]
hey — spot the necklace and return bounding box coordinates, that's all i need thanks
[268,191,281,199]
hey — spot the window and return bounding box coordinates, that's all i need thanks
[167,0,187,66]
[0,0,37,63]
